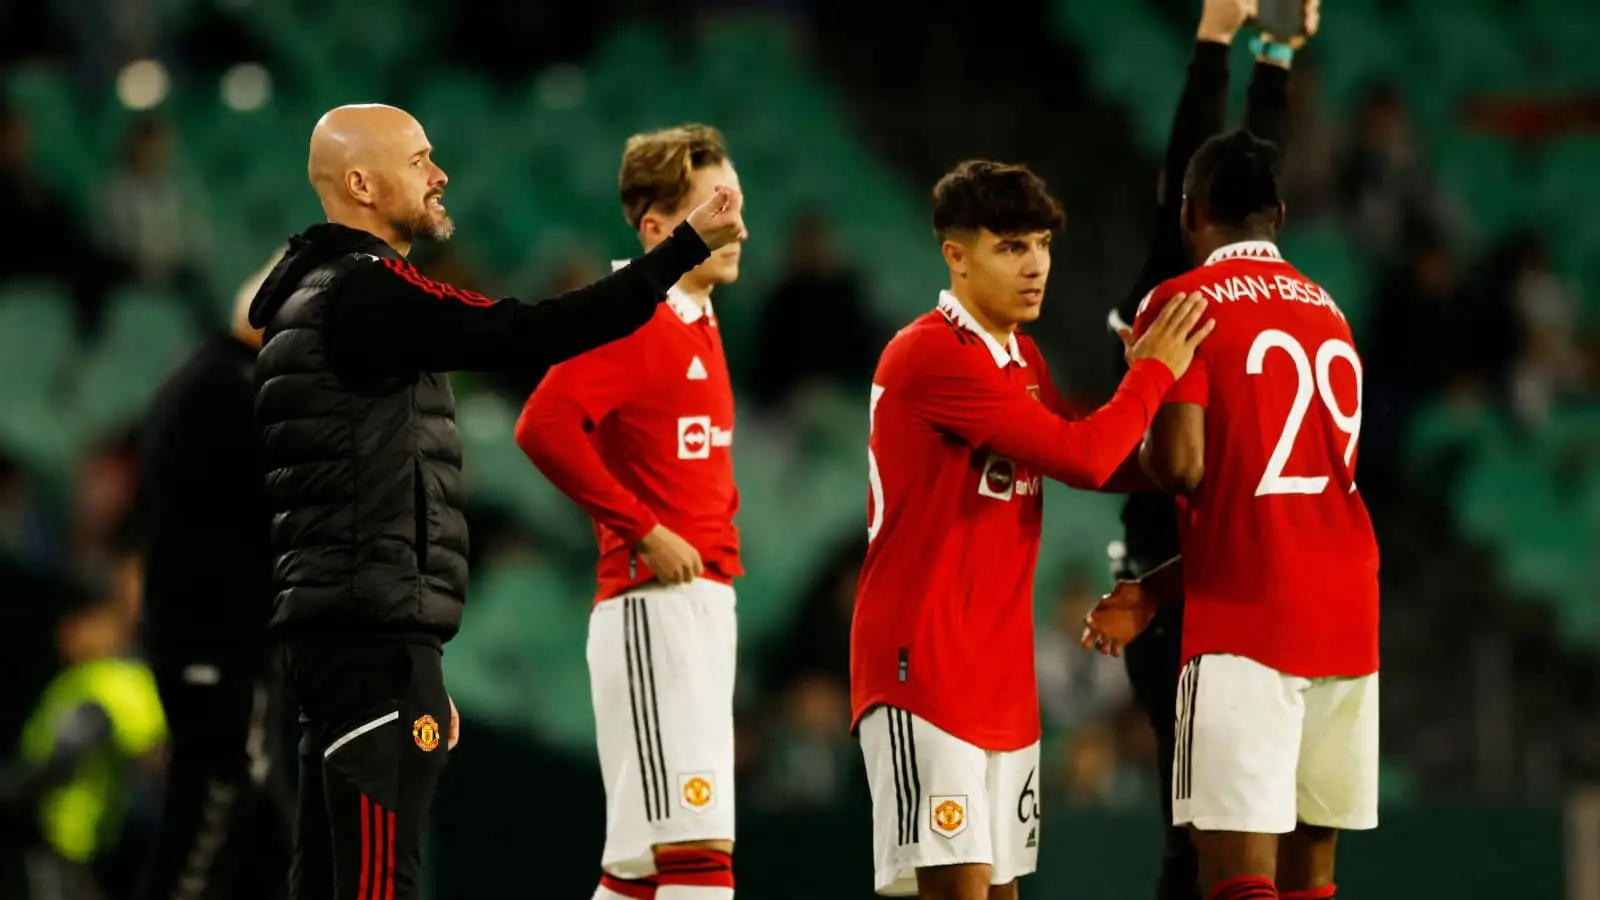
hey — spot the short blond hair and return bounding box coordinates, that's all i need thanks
[619,123,727,231]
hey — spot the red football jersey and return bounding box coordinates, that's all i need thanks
[1134,241,1380,678]
[851,292,1173,751]
[516,283,741,603]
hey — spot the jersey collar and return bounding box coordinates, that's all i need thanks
[611,259,714,325]
[1204,241,1283,266]
[937,291,1026,368]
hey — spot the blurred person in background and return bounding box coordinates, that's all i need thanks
[0,102,117,336]
[97,114,211,329]
[131,249,290,900]
[753,535,864,812]
[750,211,881,410]
[1102,2,1303,896]
[249,103,742,900]
[517,123,746,900]
[1336,82,1456,255]
[1036,578,1129,737]
[5,550,166,900]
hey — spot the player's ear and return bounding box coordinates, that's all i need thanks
[345,169,374,206]
[1180,197,1195,233]
[639,213,665,247]
[940,238,968,278]
[1275,202,1287,232]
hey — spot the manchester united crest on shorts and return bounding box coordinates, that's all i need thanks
[413,714,440,752]
[929,794,968,839]
[679,772,715,812]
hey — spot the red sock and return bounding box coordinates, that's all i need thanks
[654,848,734,899]
[1280,887,1336,900]
[1210,874,1278,900]
[596,872,657,900]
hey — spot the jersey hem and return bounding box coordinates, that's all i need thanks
[849,695,1041,753]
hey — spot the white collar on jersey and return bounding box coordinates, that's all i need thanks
[936,291,1027,369]
[611,259,714,325]
[1204,241,1283,266]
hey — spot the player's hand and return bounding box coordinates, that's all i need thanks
[1081,580,1159,657]
[685,185,747,252]
[1262,0,1320,49]
[637,524,704,586]
[447,693,460,751]
[1127,292,1215,380]
[1198,0,1257,44]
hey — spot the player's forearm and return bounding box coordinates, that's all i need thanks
[514,409,659,545]
[990,360,1174,489]
[514,223,710,369]
[1244,61,1292,162]
[1096,447,1162,494]
[1162,41,1232,213]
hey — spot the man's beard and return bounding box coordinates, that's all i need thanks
[393,203,454,243]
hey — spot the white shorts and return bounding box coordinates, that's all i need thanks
[1173,653,1379,834]
[588,579,737,878]
[858,707,1040,897]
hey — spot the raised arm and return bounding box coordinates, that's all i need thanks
[325,186,746,377]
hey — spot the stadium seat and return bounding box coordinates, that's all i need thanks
[73,287,201,442]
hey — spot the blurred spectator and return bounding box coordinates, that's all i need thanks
[0,451,60,569]
[6,560,164,900]
[752,534,864,809]
[1496,237,1589,426]
[0,104,117,335]
[96,115,212,329]
[750,212,881,410]
[1058,721,1153,810]
[1362,230,1479,495]
[748,673,857,811]
[1036,577,1130,735]
[1278,57,1339,222]
[1337,83,1455,254]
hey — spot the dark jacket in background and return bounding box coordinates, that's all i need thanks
[137,334,272,667]
[248,221,710,643]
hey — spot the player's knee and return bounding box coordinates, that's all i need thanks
[985,879,1020,900]
[1276,823,1338,893]
[914,862,993,900]
[1190,828,1277,893]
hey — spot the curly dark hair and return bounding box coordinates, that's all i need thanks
[931,160,1064,239]
[1183,130,1283,230]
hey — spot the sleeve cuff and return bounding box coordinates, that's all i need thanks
[1191,39,1231,75]
[619,513,661,549]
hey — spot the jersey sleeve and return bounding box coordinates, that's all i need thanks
[1134,286,1210,407]
[909,340,1174,490]
[514,337,660,546]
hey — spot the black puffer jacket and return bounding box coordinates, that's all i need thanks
[252,227,466,638]
[248,221,710,640]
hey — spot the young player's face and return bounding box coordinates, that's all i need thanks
[673,159,744,287]
[963,229,1052,328]
[375,125,453,244]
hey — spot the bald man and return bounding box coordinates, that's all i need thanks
[247,105,745,900]
[136,255,290,900]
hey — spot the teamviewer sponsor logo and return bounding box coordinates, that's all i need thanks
[978,454,1016,501]
[678,416,712,459]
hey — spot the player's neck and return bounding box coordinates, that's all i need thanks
[673,278,713,310]
[950,288,1016,347]
[327,209,412,257]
